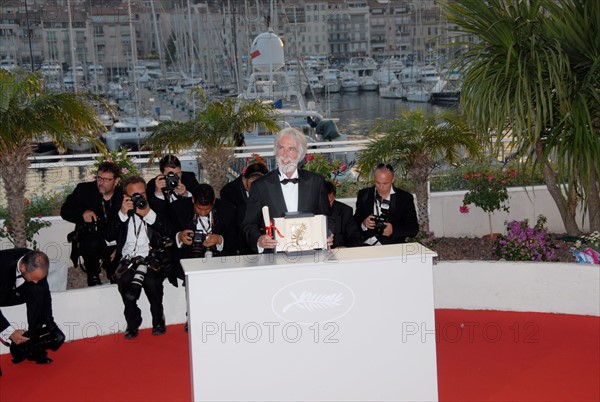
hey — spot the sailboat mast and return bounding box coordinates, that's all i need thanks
[67,0,78,91]
[127,0,142,148]
[149,0,166,80]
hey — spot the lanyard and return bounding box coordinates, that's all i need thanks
[129,215,147,257]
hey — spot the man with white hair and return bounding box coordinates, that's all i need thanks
[242,127,331,253]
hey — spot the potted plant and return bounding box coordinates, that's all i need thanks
[461,168,517,237]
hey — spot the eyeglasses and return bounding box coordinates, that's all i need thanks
[96,176,115,183]
[376,163,394,174]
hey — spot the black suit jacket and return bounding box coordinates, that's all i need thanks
[220,176,253,254]
[169,197,238,258]
[60,181,123,227]
[242,169,331,252]
[147,171,200,203]
[330,200,363,248]
[105,200,173,262]
[354,186,419,244]
[0,248,43,332]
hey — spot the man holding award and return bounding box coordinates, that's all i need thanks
[242,128,331,253]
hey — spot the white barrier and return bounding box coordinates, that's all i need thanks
[1,259,597,356]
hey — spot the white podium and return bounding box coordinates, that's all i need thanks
[181,243,438,401]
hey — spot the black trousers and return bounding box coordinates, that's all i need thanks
[117,267,165,330]
[1,278,53,332]
[82,246,118,280]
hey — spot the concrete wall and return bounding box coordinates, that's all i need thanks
[1,185,589,288]
[340,185,590,237]
[2,259,597,355]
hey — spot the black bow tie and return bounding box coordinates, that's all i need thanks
[280,178,299,185]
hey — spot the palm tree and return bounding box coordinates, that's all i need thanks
[357,108,480,233]
[442,0,600,234]
[145,95,278,193]
[0,70,106,247]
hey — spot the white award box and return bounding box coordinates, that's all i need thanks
[272,214,328,253]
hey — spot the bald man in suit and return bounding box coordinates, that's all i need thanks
[0,249,54,367]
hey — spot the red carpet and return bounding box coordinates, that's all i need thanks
[1,309,598,402]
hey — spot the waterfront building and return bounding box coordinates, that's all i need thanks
[1,1,476,85]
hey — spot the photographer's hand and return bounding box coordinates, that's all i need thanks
[9,330,29,345]
[382,222,393,237]
[155,174,166,196]
[178,230,194,246]
[363,215,376,230]
[120,196,133,215]
[175,182,187,197]
[203,233,223,247]
[83,210,98,223]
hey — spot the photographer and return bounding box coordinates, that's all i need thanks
[1,249,63,370]
[60,162,123,286]
[172,184,237,260]
[354,163,419,245]
[107,175,173,339]
[147,154,200,204]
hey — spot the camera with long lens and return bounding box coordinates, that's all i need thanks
[373,200,390,235]
[130,192,147,210]
[124,256,148,301]
[114,255,146,301]
[188,230,207,255]
[164,172,180,191]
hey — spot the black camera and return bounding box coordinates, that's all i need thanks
[189,230,207,254]
[147,237,174,272]
[130,193,148,210]
[164,172,180,191]
[67,220,103,243]
[373,200,390,235]
[10,321,65,363]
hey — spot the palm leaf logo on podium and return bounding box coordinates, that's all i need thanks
[282,291,344,313]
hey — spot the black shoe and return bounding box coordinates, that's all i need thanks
[87,275,102,286]
[152,325,166,336]
[124,328,139,339]
[27,350,53,364]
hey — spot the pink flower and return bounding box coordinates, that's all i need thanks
[488,175,495,182]
[37,214,43,219]
[340,163,347,171]
[305,154,315,162]
[459,205,470,214]
[463,174,470,180]
[122,168,129,174]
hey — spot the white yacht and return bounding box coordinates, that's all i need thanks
[322,68,341,93]
[102,116,159,151]
[340,73,360,92]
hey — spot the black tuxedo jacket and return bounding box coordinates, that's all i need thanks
[242,169,331,252]
[169,197,238,258]
[220,176,254,254]
[147,171,200,203]
[220,176,246,210]
[330,200,363,248]
[0,248,40,332]
[354,186,419,244]
[60,181,123,227]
